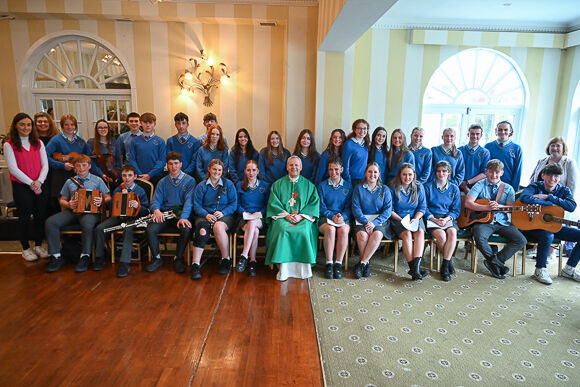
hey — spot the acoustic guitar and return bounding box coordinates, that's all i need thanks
[52,152,84,163]
[511,199,580,232]
[457,196,541,228]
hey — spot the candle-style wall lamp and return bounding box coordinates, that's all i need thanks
[178,49,230,107]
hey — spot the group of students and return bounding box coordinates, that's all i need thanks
[4,110,580,285]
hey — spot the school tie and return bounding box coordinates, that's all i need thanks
[490,184,498,200]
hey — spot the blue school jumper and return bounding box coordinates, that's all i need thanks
[390,184,427,218]
[459,144,490,184]
[317,178,353,222]
[370,147,388,183]
[385,150,415,184]
[129,134,166,177]
[352,184,393,226]
[296,152,321,183]
[410,146,432,184]
[236,180,270,217]
[314,150,341,186]
[430,146,465,186]
[228,149,259,185]
[424,180,461,220]
[258,148,290,183]
[342,138,368,182]
[194,146,229,182]
[166,134,201,177]
[150,172,196,219]
[193,178,238,217]
[86,138,123,178]
[45,134,87,170]
[484,140,523,190]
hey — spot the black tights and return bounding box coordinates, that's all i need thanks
[11,181,48,249]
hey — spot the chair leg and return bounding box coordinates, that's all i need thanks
[512,251,517,277]
[522,245,527,275]
[429,239,434,271]
[111,233,116,263]
[394,241,398,273]
[558,243,563,276]
[345,242,349,270]
[232,234,237,267]
[472,246,478,273]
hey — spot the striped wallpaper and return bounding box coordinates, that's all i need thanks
[316,28,580,186]
[0,0,318,149]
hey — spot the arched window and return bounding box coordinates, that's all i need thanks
[569,81,580,165]
[421,48,528,147]
[25,35,133,138]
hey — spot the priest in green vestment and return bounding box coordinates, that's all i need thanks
[266,156,320,280]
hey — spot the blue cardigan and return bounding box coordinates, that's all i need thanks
[424,180,461,220]
[485,140,523,190]
[236,180,270,217]
[45,134,87,170]
[351,184,393,226]
[258,148,290,183]
[228,149,259,185]
[166,134,201,176]
[411,146,432,184]
[128,134,166,177]
[193,178,238,217]
[342,138,368,182]
[194,146,229,182]
[317,179,353,222]
[430,146,465,186]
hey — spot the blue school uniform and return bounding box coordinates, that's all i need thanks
[296,152,320,182]
[228,149,259,185]
[459,144,490,184]
[342,138,368,182]
[60,173,110,198]
[484,140,523,190]
[166,134,201,177]
[390,184,427,219]
[86,139,123,178]
[118,130,142,162]
[45,134,87,170]
[468,179,515,226]
[410,146,432,184]
[193,178,238,217]
[258,148,290,183]
[128,134,166,177]
[352,184,393,226]
[236,180,270,217]
[313,150,340,186]
[385,150,415,184]
[194,146,229,182]
[520,182,576,212]
[430,146,465,186]
[424,180,461,220]
[318,178,353,222]
[370,147,388,183]
[150,172,196,219]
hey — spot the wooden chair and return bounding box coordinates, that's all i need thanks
[318,234,349,269]
[430,229,476,272]
[147,228,193,264]
[472,234,523,276]
[232,232,265,268]
[522,239,564,276]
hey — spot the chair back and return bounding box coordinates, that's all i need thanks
[135,178,154,212]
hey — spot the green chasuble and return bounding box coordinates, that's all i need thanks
[265,175,320,265]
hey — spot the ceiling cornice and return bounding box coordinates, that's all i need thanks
[373,23,579,34]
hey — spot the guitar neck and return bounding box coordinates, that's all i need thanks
[494,206,529,213]
[552,217,580,228]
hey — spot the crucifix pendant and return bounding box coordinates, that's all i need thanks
[289,197,296,206]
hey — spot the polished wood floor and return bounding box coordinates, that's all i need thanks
[0,254,323,386]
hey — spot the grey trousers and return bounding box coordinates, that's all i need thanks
[472,223,527,263]
[94,218,136,263]
[45,210,100,256]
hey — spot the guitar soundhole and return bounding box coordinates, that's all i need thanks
[543,213,554,222]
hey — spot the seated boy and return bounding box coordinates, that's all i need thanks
[146,151,196,274]
[519,163,580,284]
[45,154,111,273]
[465,159,526,279]
[94,165,150,277]
[128,112,166,186]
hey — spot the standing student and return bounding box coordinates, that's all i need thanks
[318,160,353,279]
[228,128,259,185]
[485,120,523,190]
[389,163,428,281]
[430,128,465,186]
[194,124,229,182]
[128,112,166,185]
[4,113,49,261]
[342,119,370,185]
[385,129,415,184]
[190,159,238,279]
[93,165,149,277]
[34,112,59,146]
[118,112,142,163]
[86,119,122,185]
[258,130,291,183]
[368,127,389,183]
[351,162,393,279]
[459,124,490,194]
[45,155,111,273]
[292,129,320,182]
[464,159,527,279]
[409,127,432,184]
[235,160,270,277]
[166,112,201,177]
[145,152,196,274]
[314,129,346,186]
[197,112,228,147]
[424,161,461,282]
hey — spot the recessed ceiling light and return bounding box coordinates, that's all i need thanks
[502,2,512,6]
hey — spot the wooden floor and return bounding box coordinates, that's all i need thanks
[0,254,323,386]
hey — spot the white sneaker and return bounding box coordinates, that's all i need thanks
[22,248,38,262]
[33,246,49,259]
[562,268,580,282]
[534,268,553,285]
[546,252,557,264]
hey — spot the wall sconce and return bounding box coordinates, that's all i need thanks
[178,49,230,107]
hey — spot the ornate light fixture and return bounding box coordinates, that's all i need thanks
[178,49,230,107]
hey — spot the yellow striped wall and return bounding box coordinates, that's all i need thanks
[317,0,346,49]
[317,28,580,185]
[0,1,318,149]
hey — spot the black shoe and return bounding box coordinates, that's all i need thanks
[448,259,456,275]
[217,258,231,274]
[117,262,130,278]
[236,256,248,272]
[247,261,257,277]
[190,263,201,280]
[495,256,509,275]
[146,257,164,272]
[408,259,421,281]
[173,257,186,273]
[324,263,334,279]
[333,262,344,279]
[363,262,371,277]
[75,255,90,273]
[416,257,429,279]
[440,260,451,282]
[93,257,105,271]
[483,258,505,279]
[353,262,365,279]
[46,255,64,273]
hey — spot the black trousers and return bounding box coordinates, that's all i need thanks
[11,181,48,249]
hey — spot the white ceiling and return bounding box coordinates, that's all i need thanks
[374,0,580,32]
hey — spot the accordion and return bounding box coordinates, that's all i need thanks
[111,191,140,217]
[73,189,102,214]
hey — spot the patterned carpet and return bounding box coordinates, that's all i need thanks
[310,251,580,386]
